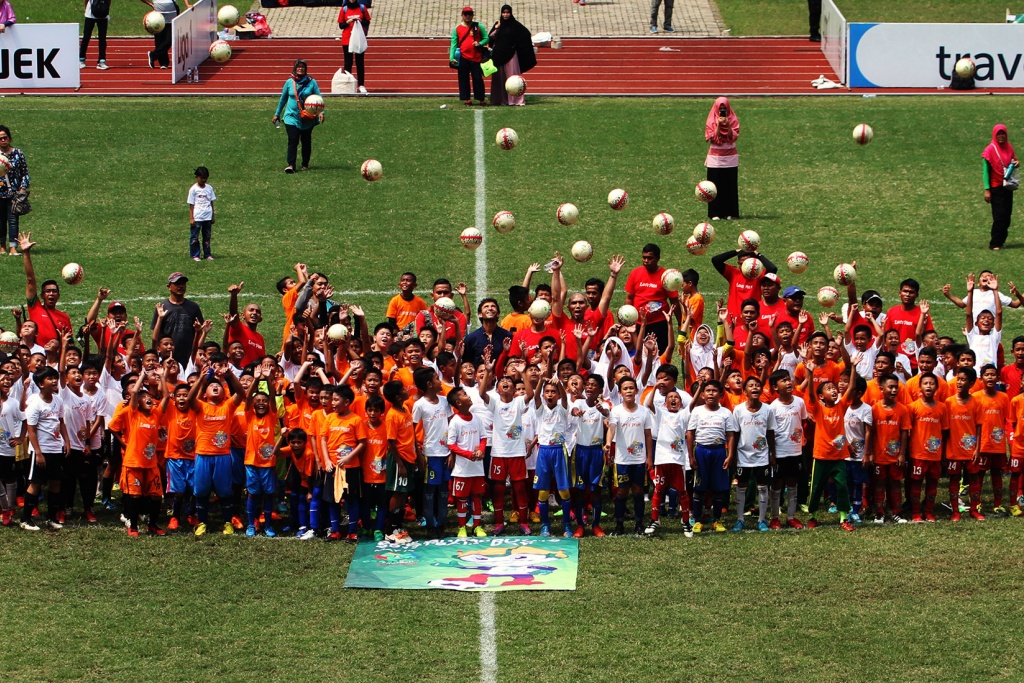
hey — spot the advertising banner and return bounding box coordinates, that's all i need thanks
[821,0,847,84]
[171,0,218,84]
[0,24,80,89]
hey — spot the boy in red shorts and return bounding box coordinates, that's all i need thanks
[907,373,948,522]
[118,372,166,537]
[446,387,488,538]
[946,367,982,521]
[869,373,911,524]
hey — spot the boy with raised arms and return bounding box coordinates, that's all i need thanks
[243,364,279,538]
[161,381,197,531]
[481,366,533,537]
[527,372,573,538]
[644,387,692,537]
[118,372,165,537]
[803,356,856,531]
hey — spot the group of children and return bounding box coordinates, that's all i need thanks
[3,240,1024,542]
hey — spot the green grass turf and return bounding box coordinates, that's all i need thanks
[0,96,1020,342]
[15,0,153,37]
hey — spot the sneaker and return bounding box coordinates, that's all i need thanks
[993,505,1008,517]
[457,526,468,538]
[147,523,166,536]
[103,499,118,512]
[187,515,200,527]
[682,521,694,538]
[373,529,384,541]
[285,166,295,174]
[509,511,519,523]
[827,504,838,514]
[394,531,412,544]
[56,510,66,524]
[840,520,856,532]
[540,524,551,537]
[786,518,805,530]
[97,61,109,70]
[83,510,98,523]
[47,519,63,530]
[299,528,317,540]
[231,516,244,531]
[969,509,986,521]
[692,522,704,534]
[874,515,885,525]
[633,523,645,536]
[732,520,745,533]
[849,512,862,524]
[345,532,358,543]
[712,521,727,533]
[147,51,156,68]
[574,525,585,538]
[924,513,937,523]
[757,521,770,532]
[192,257,201,262]
[519,523,533,535]
[358,85,368,94]
[951,511,962,522]
[223,522,234,535]
[530,511,541,524]
[80,61,87,69]
[650,26,658,33]
[20,520,40,531]
[911,514,923,523]
[0,510,12,526]
[493,524,505,536]
[1017,494,1024,508]
[264,526,277,538]
[663,26,675,32]
[245,525,257,537]
[474,525,488,537]
[893,514,909,524]
[806,519,819,529]
[327,531,342,541]
[167,517,180,531]
[768,517,781,530]
[205,255,214,261]
[610,524,625,537]
[127,527,139,537]
[644,520,659,536]
[194,522,207,537]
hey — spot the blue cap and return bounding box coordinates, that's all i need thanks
[782,286,805,298]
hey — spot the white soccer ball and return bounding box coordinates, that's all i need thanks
[435,297,457,313]
[496,127,519,150]
[327,323,349,342]
[143,11,166,35]
[303,94,325,115]
[218,5,240,27]
[617,305,639,326]
[0,154,9,177]
[557,203,579,226]
[528,299,551,321]
[493,211,516,234]
[0,330,18,353]
[740,257,765,280]
[607,188,629,211]
[692,222,715,245]
[695,180,717,203]
[787,251,809,274]
[853,123,873,145]
[505,75,526,97]
[817,286,839,308]
[571,240,594,263]
[361,159,383,181]
[460,227,483,250]
[686,235,707,256]
[209,40,232,63]
[737,230,760,252]
[62,263,84,285]
[833,263,857,286]
[955,57,976,79]
[652,212,674,236]
[661,268,684,292]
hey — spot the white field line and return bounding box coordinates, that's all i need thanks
[478,592,498,683]
[474,109,487,311]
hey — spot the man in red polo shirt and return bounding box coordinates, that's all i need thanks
[414,279,467,346]
[775,286,815,346]
[624,243,680,352]
[883,278,931,372]
[553,253,624,363]
[225,281,266,367]
[712,246,778,319]
[19,233,71,347]
[758,272,787,331]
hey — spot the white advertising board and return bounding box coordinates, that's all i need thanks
[172,0,218,84]
[0,24,80,89]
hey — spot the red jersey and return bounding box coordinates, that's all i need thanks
[907,399,948,462]
[1001,363,1024,399]
[721,263,764,318]
[774,308,814,346]
[624,266,678,324]
[757,298,787,333]
[871,402,911,465]
[511,327,554,362]
[27,299,72,347]
[883,305,930,369]
[226,321,266,367]
[415,307,467,344]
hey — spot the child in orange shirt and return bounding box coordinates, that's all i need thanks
[971,364,1011,515]
[804,357,856,531]
[243,366,278,537]
[321,384,367,542]
[907,373,949,522]
[1009,376,1024,515]
[361,395,389,541]
[946,367,982,522]
[160,383,198,531]
[277,428,313,538]
[869,373,911,523]
[383,380,420,544]
[119,373,166,537]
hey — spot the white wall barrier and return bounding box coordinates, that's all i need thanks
[820,0,847,84]
[172,0,218,84]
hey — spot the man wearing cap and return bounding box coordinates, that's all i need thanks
[152,272,204,368]
[777,286,815,346]
[758,272,787,331]
[85,288,133,353]
[845,289,886,336]
[711,247,778,319]
[18,233,72,347]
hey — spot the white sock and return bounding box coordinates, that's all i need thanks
[735,484,746,521]
[770,488,781,519]
[757,485,769,523]
[787,487,798,518]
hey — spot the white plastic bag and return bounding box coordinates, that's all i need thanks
[349,20,368,54]
[332,68,358,94]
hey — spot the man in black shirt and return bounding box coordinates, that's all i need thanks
[152,272,204,367]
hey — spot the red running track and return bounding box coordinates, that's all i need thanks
[26,36,1024,96]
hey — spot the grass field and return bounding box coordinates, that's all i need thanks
[3,96,1024,682]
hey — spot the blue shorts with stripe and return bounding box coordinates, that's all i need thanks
[425,455,451,487]
[193,454,234,498]
[693,444,729,492]
[574,445,605,489]
[230,447,246,486]
[534,444,571,492]
[614,462,646,488]
[166,458,194,494]
[246,465,277,495]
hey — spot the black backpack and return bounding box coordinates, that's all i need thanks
[91,0,111,19]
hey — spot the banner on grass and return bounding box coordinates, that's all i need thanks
[345,537,579,591]
[0,24,80,89]
[171,0,218,84]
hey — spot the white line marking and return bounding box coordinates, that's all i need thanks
[478,592,497,683]
[474,109,487,311]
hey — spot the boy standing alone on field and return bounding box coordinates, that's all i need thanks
[187,166,216,262]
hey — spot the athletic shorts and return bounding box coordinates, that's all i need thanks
[651,463,685,493]
[230,447,246,487]
[846,460,870,488]
[490,456,528,483]
[122,466,163,497]
[342,467,362,499]
[614,463,646,488]
[574,446,605,489]
[873,462,904,481]
[1008,453,1024,473]
[736,464,770,486]
[452,475,487,498]
[425,456,451,487]
[693,444,729,492]
[193,454,234,498]
[967,453,994,475]
[28,451,65,483]
[245,465,277,495]
[945,459,967,477]
[988,452,1007,470]
[385,453,415,494]
[167,458,194,494]
[771,456,802,483]
[534,444,571,492]
[909,458,941,481]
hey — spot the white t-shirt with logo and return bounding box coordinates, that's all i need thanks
[412,396,450,458]
[489,395,528,457]
[187,183,217,222]
[608,404,654,465]
[0,394,24,458]
[60,386,97,452]
[733,402,775,467]
[446,413,484,478]
[572,398,607,449]
[770,396,807,459]
[25,393,66,454]
[534,400,569,447]
[844,401,874,463]
[653,406,690,468]
[687,404,738,446]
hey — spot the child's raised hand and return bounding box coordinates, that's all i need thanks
[919,300,930,315]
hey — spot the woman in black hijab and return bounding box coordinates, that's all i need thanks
[488,5,535,106]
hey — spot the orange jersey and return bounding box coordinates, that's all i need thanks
[362,420,388,484]
[394,366,419,400]
[195,400,236,456]
[108,402,130,441]
[945,395,982,461]
[244,410,278,467]
[687,293,705,329]
[122,407,163,470]
[282,443,314,479]
[907,399,948,462]
[281,286,298,347]
[1011,394,1024,457]
[722,391,745,410]
[795,360,842,399]
[322,412,367,468]
[972,390,1010,453]
[810,398,849,460]
[386,294,428,330]
[162,404,198,461]
[871,402,911,465]
[905,374,949,403]
[308,408,330,465]
[385,408,417,463]
[863,378,910,406]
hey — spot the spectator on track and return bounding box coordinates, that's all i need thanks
[0,0,15,34]
[982,124,1018,251]
[0,125,29,255]
[337,0,370,94]
[139,0,186,69]
[272,59,325,174]
[449,6,489,107]
[488,4,535,106]
[704,97,741,220]
[808,0,821,42]
[80,0,111,70]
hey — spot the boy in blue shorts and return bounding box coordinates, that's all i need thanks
[243,365,279,537]
[570,374,609,537]
[686,380,738,533]
[606,376,655,536]
[412,367,451,539]
[527,373,573,537]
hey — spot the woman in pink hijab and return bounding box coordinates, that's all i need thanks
[982,124,1018,250]
[704,97,740,220]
